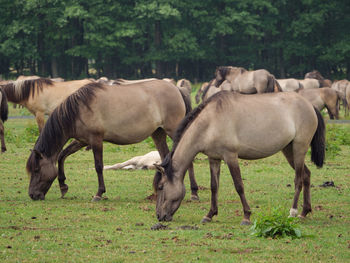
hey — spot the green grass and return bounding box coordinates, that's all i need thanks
[1,91,350,262]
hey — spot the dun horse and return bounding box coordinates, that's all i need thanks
[305,70,332,88]
[1,78,92,132]
[26,80,199,201]
[277,78,303,92]
[0,88,9,152]
[153,91,325,225]
[214,66,282,93]
[298,88,339,119]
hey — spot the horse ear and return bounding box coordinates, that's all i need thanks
[31,149,44,159]
[154,164,165,174]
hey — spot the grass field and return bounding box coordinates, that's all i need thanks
[1,88,350,262]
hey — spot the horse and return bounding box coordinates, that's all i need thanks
[305,70,332,88]
[0,88,9,152]
[1,78,93,132]
[299,78,320,89]
[214,66,282,94]
[113,78,157,85]
[331,80,350,115]
[176,79,192,94]
[195,82,209,104]
[26,80,199,201]
[298,88,339,119]
[153,91,325,225]
[277,78,304,92]
[104,151,161,170]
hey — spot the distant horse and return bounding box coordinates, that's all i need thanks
[153,91,325,225]
[214,66,282,94]
[298,88,339,119]
[104,151,161,170]
[277,78,303,92]
[176,79,192,94]
[195,82,209,104]
[299,78,319,89]
[26,80,199,201]
[332,80,350,115]
[1,78,93,132]
[305,70,332,88]
[113,78,157,85]
[0,88,9,152]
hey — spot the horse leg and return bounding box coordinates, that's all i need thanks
[0,121,6,153]
[301,165,312,217]
[57,140,87,198]
[282,143,307,217]
[201,158,221,223]
[226,155,251,225]
[35,111,45,133]
[91,138,105,201]
[153,128,199,200]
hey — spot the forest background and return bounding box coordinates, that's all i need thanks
[0,0,349,81]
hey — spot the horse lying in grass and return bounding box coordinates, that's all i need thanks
[1,78,92,132]
[0,88,9,152]
[153,91,325,225]
[104,151,161,170]
[26,80,199,201]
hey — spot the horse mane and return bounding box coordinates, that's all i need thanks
[33,82,105,158]
[154,92,226,187]
[0,88,8,122]
[1,78,53,103]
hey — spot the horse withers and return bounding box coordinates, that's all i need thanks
[154,91,325,225]
[26,80,199,201]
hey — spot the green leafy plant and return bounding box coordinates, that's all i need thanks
[250,207,302,239]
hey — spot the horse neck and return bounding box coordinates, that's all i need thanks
[171,126,202,181]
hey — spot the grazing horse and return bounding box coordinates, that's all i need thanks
[305,70,332,88]
[214,66,282,94]
[277,78,304,92]
[26,80,199,201]
[0,88,9,152]
[298,88,339,119]
[1,78,93,132]
[153,91,325,225]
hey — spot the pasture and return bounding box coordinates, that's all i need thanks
[1,87,350,262]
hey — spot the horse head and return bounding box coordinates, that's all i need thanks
[26,149,58,200]
[153,156,185,222]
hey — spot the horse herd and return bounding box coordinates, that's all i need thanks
[0,68,349,225]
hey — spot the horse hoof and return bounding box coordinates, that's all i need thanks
[1,148,6,153]
[190,194,199,201]
[240,219,251,226]
[298,215,306,219]
[92,196,102,202]
[201,217,212,224]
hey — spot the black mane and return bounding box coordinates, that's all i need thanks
[2,78,53,103]
[154,92,227,185]
[215,66,232,87]
[33,82,105,158]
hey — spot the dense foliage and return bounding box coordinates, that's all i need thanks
[250,207,302,239]
[0,0,349,80]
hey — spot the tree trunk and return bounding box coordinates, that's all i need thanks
[154,20,163,77]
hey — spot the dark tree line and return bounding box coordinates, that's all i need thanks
[0,0,349,81]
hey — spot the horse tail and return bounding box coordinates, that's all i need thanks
[177,85,192,115]
[267,75,281,93]
[273,77,283,92]
[0,89,9,122]
[201,79,214,102]
[310,107,325,168]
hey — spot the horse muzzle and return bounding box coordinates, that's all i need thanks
[157,213,173,222]
[29,192,45,201]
